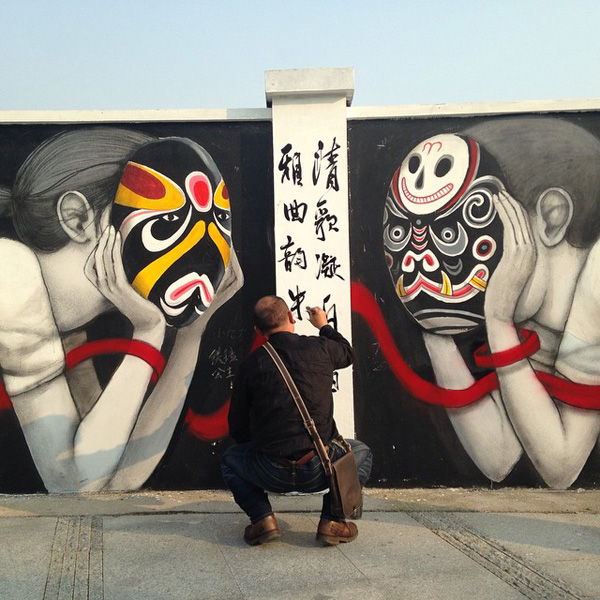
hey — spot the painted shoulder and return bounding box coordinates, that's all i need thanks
[0,238,45,293]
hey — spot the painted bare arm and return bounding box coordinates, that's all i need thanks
[13,355,161,492]
[62,330,102,418]
[423,331,522,481]
[9,228,165,491]
[485,192,600,489]
[106,249,243,490]
[73,226,166,489]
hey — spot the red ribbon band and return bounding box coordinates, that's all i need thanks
[351,281,600,410]
[65,339,166,383]
[474,328,540,368]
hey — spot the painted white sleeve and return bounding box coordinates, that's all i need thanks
[556,240,600,383]
[0,240,64,395]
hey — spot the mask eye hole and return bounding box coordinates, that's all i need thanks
[390,225,406,241]
[141,207,192,253]
[408,155,421,174]
[214,208,231,235]
[430,222,468,257]
[384,221,411,252]
[441,226,457,242]
[435,156,453,178]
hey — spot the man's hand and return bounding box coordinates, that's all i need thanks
[306,306,328,329]
[484,191,537,324]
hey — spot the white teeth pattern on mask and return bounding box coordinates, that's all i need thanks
[161,272,215,316]
[411,241,427,251]
[402,177,453,204]
[400,265,489,302]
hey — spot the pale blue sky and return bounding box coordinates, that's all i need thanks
[1,0,599,110]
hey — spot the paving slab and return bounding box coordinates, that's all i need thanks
[458,512,600,599]
[216,513,366,599]
[0,517,56,600]
[325,512,528,600]
[103,515,243,600]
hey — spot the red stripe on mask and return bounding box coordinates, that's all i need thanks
[121,163,166,199]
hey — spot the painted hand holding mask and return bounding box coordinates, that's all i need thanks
[111,138,233,328]
[384,134,504,335]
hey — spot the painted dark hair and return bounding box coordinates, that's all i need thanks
[464,117,600,248]
[0,187,10,218]
[10,128,154,252]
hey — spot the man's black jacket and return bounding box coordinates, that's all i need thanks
[228,325,354,459]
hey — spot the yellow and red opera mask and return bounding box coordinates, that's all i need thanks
[111,138,232,327]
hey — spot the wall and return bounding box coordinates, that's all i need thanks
[1,74,599,492]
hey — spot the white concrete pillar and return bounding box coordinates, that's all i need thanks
[265,67,355,436]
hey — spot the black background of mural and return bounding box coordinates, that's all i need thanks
[0,121,274,492]
[348,113,600,487]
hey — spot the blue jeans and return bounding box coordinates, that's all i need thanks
[221,438,373,523]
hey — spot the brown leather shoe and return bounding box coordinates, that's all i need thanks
[243,514,281,546]
[316,518,358,546]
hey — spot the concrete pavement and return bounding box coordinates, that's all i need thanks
[0,488,598,600]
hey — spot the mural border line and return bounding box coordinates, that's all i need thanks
[0,108,272,124]
[348,98,600,120]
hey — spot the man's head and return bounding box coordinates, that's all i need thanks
[464,118,600,325]
[464,118,600,249]
[253,296,294,335]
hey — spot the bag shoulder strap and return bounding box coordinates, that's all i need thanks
[263,341,332,475]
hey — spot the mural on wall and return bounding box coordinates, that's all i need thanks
[3,110,600,493]
[0,122,274,492]
[350,115,600,488]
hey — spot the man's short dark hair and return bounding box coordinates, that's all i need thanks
[254,296,289,333]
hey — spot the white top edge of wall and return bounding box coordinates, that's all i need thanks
[3,97,600,125]
[347,98,600,120]
[0,107,272,124]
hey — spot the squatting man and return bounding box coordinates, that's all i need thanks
[221,296,372,545]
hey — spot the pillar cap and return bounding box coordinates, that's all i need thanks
[265,67,355,107]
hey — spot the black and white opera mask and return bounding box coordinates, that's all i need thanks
[384,134,504,335]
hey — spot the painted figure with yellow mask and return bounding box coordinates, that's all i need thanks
[111,137,235,328]
[0,129,242,492]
